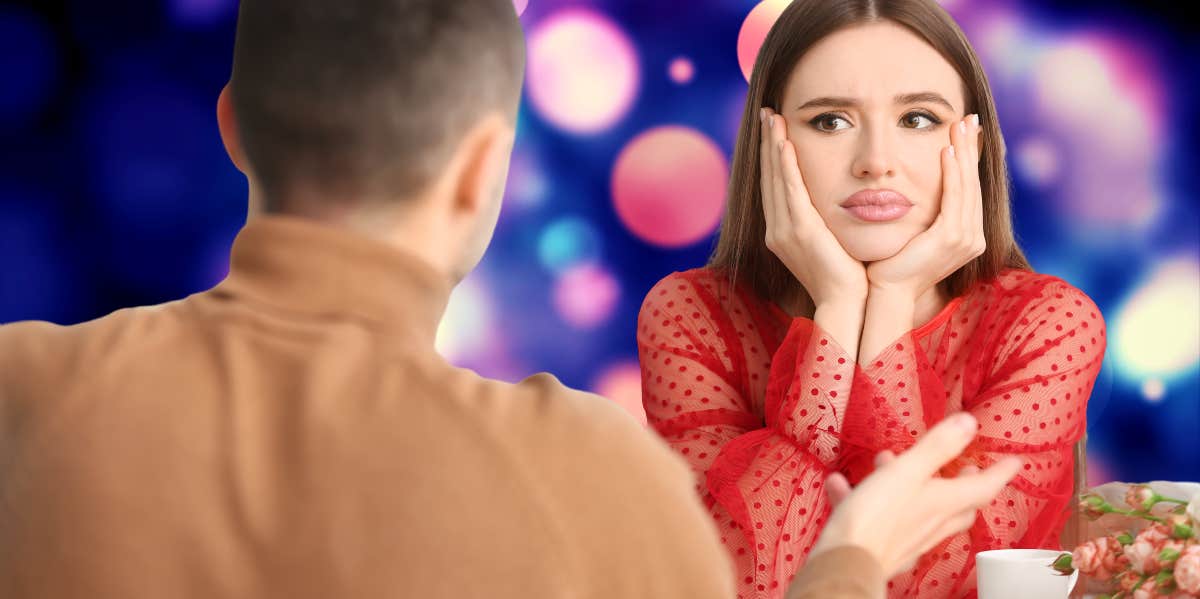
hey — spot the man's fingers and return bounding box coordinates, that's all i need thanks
[894,413,978,478]
[964,456,1022,504]
[825,472,853,507]
[918,508,981,556]
[936,456,1021,511]
[874,450,896,468]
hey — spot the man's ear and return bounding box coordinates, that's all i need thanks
[452,113,515,217]
[216,84,249,174]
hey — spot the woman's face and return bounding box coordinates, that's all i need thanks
[780,21,967,263]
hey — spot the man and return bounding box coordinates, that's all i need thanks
[0,1,1020,597]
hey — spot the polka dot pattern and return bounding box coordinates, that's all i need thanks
[637,267,1107,599]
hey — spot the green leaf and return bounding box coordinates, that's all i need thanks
[1051,553,1074,573]
[1172,523,1194,539]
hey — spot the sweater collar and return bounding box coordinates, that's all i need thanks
[213,215,452,344]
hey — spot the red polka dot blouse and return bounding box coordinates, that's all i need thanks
[637,267,1106,599]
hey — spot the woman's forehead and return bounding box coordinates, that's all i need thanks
[785,22,964,111]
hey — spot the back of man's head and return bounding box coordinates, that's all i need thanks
[229,0,525,209]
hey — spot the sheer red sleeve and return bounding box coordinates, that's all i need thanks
[638,271,859,598]
[835,278,1107,598]
[640,271,1106,599]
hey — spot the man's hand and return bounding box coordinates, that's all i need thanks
[808,412,1021,577]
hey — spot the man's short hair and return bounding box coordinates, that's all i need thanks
[229,0,525,206]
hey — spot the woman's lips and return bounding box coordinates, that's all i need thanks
[842,203,912,222]
[840,189,913,222]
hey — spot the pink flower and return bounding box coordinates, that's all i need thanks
[1124,524,1185,575]
[1128,484,1158,511]
[1133,577,1197,599]
[1116,569,1144,592]
[1131,578,1160,599]
[1177,544,1200,594]
[1072,536,1129,580]
[1166,513,1196,540]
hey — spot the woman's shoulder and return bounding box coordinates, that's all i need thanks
[650,265,730,287]
[972,268,1104,326]
[639,266,774,331]
[990,268,1097,301]
[643,266,738,303]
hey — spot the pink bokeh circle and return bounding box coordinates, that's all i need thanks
[736,0,792,83]
[526,10,640,134]
[553,263,621,329]
[668,57,695,84]
[592,361,647,425]
[612,126,729,248]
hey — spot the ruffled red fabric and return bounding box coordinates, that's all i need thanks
[637,268,1106,598]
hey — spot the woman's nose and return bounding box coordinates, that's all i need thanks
[852,130,896,179]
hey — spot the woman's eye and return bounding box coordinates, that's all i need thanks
[901,111,940,129]
[809,114,850,132]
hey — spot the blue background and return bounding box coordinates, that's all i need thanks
[1,0,1196,486]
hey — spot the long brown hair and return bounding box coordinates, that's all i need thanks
[709,0,1031,312]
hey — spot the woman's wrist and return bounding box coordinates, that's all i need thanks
[859,289,917,365]
[866,281,918,303]
[812,298,866,363]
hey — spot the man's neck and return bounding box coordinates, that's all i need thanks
[247,192,457,285]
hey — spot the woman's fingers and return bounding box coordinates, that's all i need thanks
[967,116,984,237]
[939,137,962,240]
[761,108,810,240]
[767,114,788,222]
[944,117,968,227]
[778,138,816,224]
[759,109,778,231]
[956,113,983,236]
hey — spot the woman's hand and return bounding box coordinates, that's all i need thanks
[864,114,986,300]
[760,108,868,307]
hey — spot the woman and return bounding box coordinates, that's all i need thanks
[636,1,1106,597]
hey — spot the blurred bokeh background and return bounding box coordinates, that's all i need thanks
[1,0,1196,484]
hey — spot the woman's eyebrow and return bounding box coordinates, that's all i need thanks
[795,92,956,113]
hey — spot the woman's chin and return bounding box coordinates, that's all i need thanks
[845,242,911,263]
[824,217,924,262]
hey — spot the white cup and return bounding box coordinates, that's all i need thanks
[976,549,1079,599]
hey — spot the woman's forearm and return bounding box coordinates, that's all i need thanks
[813,297,867,363]
[858,286,916,366]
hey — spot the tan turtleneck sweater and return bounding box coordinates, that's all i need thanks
[0,215,881,599]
